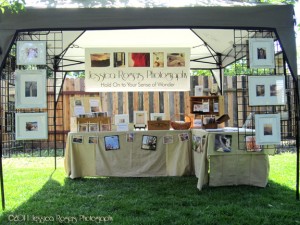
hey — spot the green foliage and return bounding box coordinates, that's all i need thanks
[66,71,85,78]
[191,70,212,76]
[0,0,25,14]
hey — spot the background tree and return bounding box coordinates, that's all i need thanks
[0,0,25,14]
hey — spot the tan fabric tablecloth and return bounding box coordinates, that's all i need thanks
[192,129,274,190]
[65,130,193,179]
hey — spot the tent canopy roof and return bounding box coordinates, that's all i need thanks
[0,5,297,76]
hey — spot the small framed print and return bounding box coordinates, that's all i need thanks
[193,104,203,113]
[88,136,98,144]
[104,135,120,150]
[202,102,210,113]
[194,85,203,96]
[133,111,147,128]
[249,38,275,68]
[15,112,48,140]
[163,135,174,144]
[126,132,134,142]
[150,113,165,121]
[72,135,83,144]
[88,123,99,132]
[114,114,129,125]
[78,123,88,132]
[215,134,232,152]
[141,135,157,150]
[15,70,47,109]
[17,41,47,65]
[248,76,286,106]
[101,124,111,131]
[255,114,281,145]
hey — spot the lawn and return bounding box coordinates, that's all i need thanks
[0,153,299,225]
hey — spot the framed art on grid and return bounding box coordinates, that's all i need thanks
[15,112,48,140]
[17,41,47,65]
[248,38,275,68]
[248,76,286,106]
[15,70,47,109]
[133,111,147,128]
[255,114,281,145]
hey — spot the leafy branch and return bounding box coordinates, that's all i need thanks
[0,0,25,14]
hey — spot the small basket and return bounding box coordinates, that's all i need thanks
[170,114,191,130]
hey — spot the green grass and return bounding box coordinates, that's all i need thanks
[0,154,299,225]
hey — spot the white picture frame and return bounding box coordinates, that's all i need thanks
[255,114,281,145]
[248,76,286,106]
[17,41,47,65]
[150,113,166,121]
[249,38,275,69]
[15,70,47,109]
[88,123,99,132]
[114,114,130,125]
[78,123,88,132]
[194,85,203,96]
[15,112,48,140]
[133,111,147,127]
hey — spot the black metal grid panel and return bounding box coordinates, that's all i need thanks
[234,29,297,153]
[0,31,65,157]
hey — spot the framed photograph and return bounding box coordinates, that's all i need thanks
[141,135,157,150]
[163,135,174,144]
[194,85,203,96]
[193,104,203,113]
[133,111,147,127]
[114,114,129,125]
[74,99,83,106]
[248,76,286,106]
[88,136,98,144]
[17,41,47,65]
[192,135,206,153]
[255,114,281,145]
[78,123,88,132]
[88,123,99,132]
[248,38,275,68]
[15,112,48,140]
[15,70,47,109]
[101,124,111,131]
[202,102,210,113]
[104,135,120,150]
[178,133,190,142]
[150,113,165,121]
[72,135,83,144]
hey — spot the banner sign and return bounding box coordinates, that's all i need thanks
[85,48,190,92]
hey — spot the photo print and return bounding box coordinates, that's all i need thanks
[26,121,38,131]
[167,53,185,67]
[25,81,37,97]
[126,132,134,142]
[153,52,164,67]
[192,135,206,153]
[214,134,232,152]
[255,114,281,145]
[245,136,261,152]
[114,52,125,67]
[88,136,98,144]
[17,41,47,65]
[163,135,174,144]
[104,135,120,150]
[72,135,83,144]
[128,52,150,67]
[141,135,157,150]
[178,133,189,142]
[248,38,275,68]
[78,123,88,132]
[90,53,110,67]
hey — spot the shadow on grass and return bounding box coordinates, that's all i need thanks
[0,173,300,225]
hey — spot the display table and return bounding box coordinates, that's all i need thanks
[65,130,193,179]
[192,129,275,190]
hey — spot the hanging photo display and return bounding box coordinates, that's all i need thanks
[16,41,47,65]
[85,47,190,92]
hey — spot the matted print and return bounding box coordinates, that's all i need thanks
[15,70,47,109]
[214,134,232,152]
[248,76,286,106]
[17,41,47,65]
[15,112,48,140]
[73,135,83,144]
[255,114,281,145]
[249,38,275,68]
